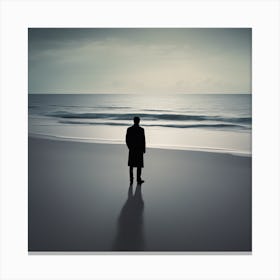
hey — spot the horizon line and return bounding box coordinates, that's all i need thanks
[28,92,252,95]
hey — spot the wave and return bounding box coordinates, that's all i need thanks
[142,109,174,112]
[47,105,132,110]
[48,111,251,124]
[59,120,248,129]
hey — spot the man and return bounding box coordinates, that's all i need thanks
[126,116,146,184]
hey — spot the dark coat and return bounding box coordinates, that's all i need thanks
[126,125,146,167]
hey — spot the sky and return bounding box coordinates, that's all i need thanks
[28,28,251,94]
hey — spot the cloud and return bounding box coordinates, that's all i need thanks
[28,28,251,94]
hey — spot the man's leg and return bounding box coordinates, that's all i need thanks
[137,167,143,183]
[129,166,133,183]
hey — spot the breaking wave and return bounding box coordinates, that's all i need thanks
[48,111,251,124]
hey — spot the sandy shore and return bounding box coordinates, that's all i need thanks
[28,137,251,252]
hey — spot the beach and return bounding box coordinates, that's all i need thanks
[28,137,252,252]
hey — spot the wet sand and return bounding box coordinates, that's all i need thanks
[28,137,251,252]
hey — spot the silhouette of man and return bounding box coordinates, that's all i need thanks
[126,116,146,184]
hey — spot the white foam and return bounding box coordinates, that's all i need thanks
[29,132,251,157]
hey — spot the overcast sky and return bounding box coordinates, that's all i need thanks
[28,28,251,94]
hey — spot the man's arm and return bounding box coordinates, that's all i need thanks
[143,129,146,154]
[126,128,131,149]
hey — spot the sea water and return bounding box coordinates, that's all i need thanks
[28,94,252,155]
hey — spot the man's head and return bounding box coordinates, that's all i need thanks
[134,116,140,125]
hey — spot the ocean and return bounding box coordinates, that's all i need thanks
[28,94,252,155]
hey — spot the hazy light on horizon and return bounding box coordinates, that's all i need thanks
[28,28,251,94]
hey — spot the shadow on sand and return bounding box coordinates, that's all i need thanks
[112,183,144,251]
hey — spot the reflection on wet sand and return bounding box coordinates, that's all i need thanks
[113,183,144,251]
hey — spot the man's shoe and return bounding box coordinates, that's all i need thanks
[137,179,144,184]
